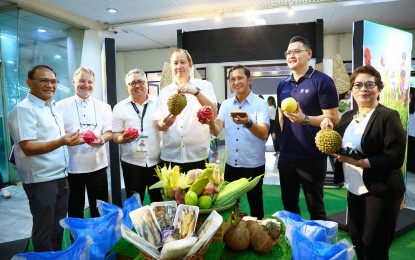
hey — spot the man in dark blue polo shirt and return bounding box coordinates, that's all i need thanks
[277,36,339,220]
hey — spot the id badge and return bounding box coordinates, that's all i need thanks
[136,135,148,152]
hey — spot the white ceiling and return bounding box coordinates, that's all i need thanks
[2,0,415,52]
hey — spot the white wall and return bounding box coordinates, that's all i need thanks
[80,29,106,100]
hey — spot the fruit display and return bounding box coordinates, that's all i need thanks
[197,105,214,124]
[123,127,139,139]
[149,163,264,213]
[281,97,298,113]
[82,130,96,143]
[167,93,187,116]
[123,204,223,259]
[223,211,280,254]
[315,129,342,154]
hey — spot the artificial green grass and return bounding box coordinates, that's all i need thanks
[27,185,415,259]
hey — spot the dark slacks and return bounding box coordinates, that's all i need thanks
[278,157,327,220]
[347,191,403,260]
[407,135,415,173]
[23,177,69,252]
[161,159,206,175]
[67,167,108,218]
[269,119,280,152]
[224,164,265,219]
[121,161,163,203]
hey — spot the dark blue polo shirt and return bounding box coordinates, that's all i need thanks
[277,66,338,160]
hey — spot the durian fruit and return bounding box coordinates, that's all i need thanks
[167,93,187,116]
[315,129,342,154]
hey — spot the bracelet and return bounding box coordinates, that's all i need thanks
[99,138,106,146]
[356,159,362,168]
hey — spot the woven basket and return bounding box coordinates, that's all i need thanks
[139,240,211,260]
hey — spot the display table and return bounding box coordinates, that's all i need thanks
[111,198,292,260]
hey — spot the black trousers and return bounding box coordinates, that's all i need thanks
[23,177,69,252]
[407,136,415,173]
[224,164,265,219]
[67,167,108,218]
[278,157,327,220]
[121,161,163,203]
[269,119,280,152]
[347,191,403,260]
[161,159,206,175]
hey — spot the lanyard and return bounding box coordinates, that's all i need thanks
[131,101,148,133]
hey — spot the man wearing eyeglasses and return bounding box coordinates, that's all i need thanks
[277,36,339,220]
[8,65,82,251]
[56,67,112,218]
[112,69,162,203]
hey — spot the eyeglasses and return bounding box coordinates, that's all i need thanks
[31,78,59,85]
[80,123,97,130]
[128,80,147,86]
[352,81,377,89]
[284,49,308,57]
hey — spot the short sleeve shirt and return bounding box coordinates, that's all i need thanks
[8,93,68,183]
[112,95,161,167]
[277,66,338,159]
[218,91,270,168]
[154,78,217,163]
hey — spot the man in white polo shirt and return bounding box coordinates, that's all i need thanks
[8,65,81,251]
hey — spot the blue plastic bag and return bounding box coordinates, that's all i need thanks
[60,209,122,260]
[12,236,92,260]
[291,228,354,260]
[274,210,338,244]
[97,193,142,230]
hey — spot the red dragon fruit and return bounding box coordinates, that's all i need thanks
[82,130,96,144]
[197,105,214,124]
[123,127,139,139]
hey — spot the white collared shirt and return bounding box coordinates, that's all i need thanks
[217,91,269,168]
[112,95,161,167]
[154,78,217,163]
[342,111,375,195]
[8,93,68,183]
[56,95,112,173]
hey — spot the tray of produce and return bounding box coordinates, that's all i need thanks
[149,163,264,215]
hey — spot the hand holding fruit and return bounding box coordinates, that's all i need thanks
[281,97,304,124]
[197,105,214,124]
[82,130,96,144]
[62,130,82,146]
[122,127,139,142]
[178,82,197,95]
[320,118,333,130]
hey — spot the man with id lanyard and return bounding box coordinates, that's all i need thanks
[112,68,162,203]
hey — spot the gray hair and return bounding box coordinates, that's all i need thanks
[125,68,146,85]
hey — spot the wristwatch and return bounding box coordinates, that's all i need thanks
[194,87,201,96]
[302,114,310,125]
[244,120,253,129]
[99,138,106,146]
